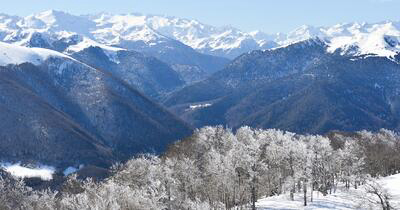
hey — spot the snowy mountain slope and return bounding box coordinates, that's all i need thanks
[256,173,400,209]
[0,41,69,66]
[132,15,278,58]
[70,46,186,100]
[0,43,192,168]
[85,14,400,59]
[0,11,274,58]
[0,33,189,102]
[1,10,398,60]
[0,10,230,82]
[284,22,400,58]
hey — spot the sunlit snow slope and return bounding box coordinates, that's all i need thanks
[256,174,400,210]
[0,41,69,66]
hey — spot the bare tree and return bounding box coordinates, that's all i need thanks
[364,180,392,210]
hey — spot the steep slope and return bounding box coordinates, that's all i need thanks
[164,40,400,134]
[0,64,114,167]
[71,46,185,100]
[0,42,192,168]
[164,39,329,107]
[234,57,400,133]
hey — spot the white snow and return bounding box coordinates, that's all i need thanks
[189,103,212,110]
[0,41,69,66]
[256,190,357,209]
[256,173,400,209]
[1,163,55,181]
[64,37,125,63]
[380,173,400,206]
[63,166,78,176]
[325,22,400,58]
[0,10,399,59]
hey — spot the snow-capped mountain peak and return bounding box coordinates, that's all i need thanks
[0,10,398,59]
[91,14,170,45]
[325,21,400,57]
[268,21,400,58]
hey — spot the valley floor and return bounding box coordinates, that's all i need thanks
[256,174,400,210]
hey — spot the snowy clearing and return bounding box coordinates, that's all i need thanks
[256,174,400,210]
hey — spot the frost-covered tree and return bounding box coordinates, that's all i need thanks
[307,135,335,198]
[338,140,365,189]
[2,126,399,209]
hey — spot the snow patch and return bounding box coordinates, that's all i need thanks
[1,163,55,181]
[65,37,124,53]
[189,103,212,110]
[63,166,78,176]
[0,41,69,66]
[65,37,125,63]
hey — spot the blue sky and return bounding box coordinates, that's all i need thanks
[3,0,399,33]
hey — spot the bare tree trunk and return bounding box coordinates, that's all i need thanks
[303,181,307,206]
[298,180,301,192]
[233,185,236,209]
[165,180,171,210]
[310,182,313,203]
[378,195,386,210]
[290,183,295,201]
[289,154,295,201]
[238,175,241,210]
[334,176,337,193]
[251,177,256,210]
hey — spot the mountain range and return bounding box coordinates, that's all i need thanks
[0,10,400,171]
[0,10,230,85]
[164,39,400,133]
[2,10,399,58]
[0,42,191,169]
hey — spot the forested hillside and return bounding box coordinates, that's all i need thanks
[1,126,399,209]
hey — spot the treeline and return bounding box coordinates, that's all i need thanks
[1,126,400,210]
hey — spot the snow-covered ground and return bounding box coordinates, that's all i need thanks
[380,174,400,207]
[256,174,400,210]
[0,41,69,66]
[1,163,55,181]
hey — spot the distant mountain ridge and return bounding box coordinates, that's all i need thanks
[1,10,398,60]
[164,39,400,134]
[0,10,230,85]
